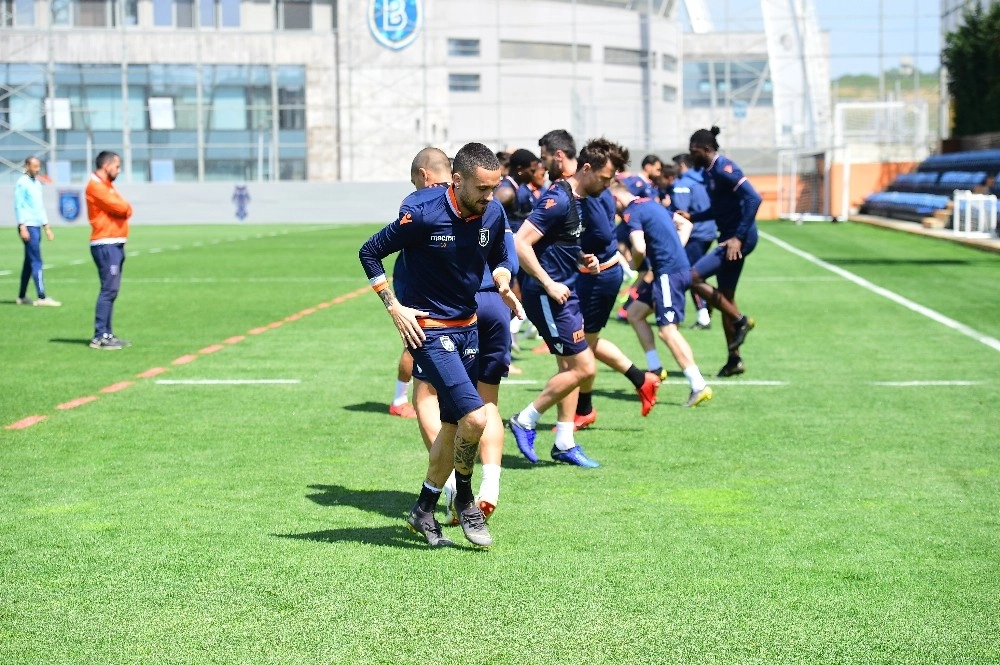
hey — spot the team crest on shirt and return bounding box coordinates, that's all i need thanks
[439,336,455,352]
[723,164,733,174]
[368,0,422,51]
[479,228,489,247]
[544,199,557,209]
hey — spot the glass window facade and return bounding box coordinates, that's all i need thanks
[0,63,307,183]
[1,0,35,26]
[448,38,480,57]
[683,59,772,108]
[448,73,480,93]
[499,40,591,62]
[278,0,311,30]
[604,46,645,67]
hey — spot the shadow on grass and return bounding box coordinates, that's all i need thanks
[343,401,390,415]
[49,338,92,346]
[275,525,426,550]
[306,484,411,519]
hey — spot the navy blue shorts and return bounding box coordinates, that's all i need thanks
[410,325,484,425]
[634,278,654,307]
[475,289,511,385]
[692,226,758,292]
[522,285,588,357]
[652,270,691,327]
[576,263,624,334]
[685,238,713,266]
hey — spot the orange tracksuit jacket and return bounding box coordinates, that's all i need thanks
[86,173,133,244]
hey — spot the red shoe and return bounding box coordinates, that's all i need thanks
[551,409,598,432]
[388,402,417,418]
[637,372,661,416]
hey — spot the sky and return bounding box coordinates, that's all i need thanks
[682,0,942,79]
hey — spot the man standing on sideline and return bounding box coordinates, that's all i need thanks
[359,143,524,548]
[86,151,133,350]
[14,156,61,307]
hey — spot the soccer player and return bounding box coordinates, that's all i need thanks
[494,148,540,233]
[388,149,454,421]
[672,153,716,330]
[14,156,61,307]
[359,143,524,548]
[613,181,712,407]
[681,126,761,377]
[86,151,133,350]
[618,154,662,200]
[572,151,663,431]
[509,136,654,468]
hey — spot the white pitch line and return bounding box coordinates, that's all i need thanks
[155,379,301,385]
[0,270,10,276]
[660,379,789,386]
[761,231,1000,354]
[871,380,984,387]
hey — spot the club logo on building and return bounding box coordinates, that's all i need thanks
[58,190,81,222]
[479,228,489,247]
[368,0,422,51]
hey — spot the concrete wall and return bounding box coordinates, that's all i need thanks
[0,181,414,226]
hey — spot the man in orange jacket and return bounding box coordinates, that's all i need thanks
[86,151,133,350]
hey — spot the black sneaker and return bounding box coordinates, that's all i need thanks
[717,357,746,377]
[728,317,755,351]
[406,505,453,548]
[89,335,126,350]
[691,321,711,330]
[456,501,493,548]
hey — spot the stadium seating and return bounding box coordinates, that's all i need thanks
[861,149,1000,223]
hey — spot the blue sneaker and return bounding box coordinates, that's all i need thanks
[550,445,600,468]
[508,415,538,463]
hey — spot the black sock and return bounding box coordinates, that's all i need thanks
[577,391,593,416]
[624,365,646,389]
[735,315,747,327]
[455,471,474,507]
[417,482,442,513]
[728,353,742,363]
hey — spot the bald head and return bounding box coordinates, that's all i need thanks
[410,147,452,190]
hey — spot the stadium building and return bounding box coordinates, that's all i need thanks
[1,0,830,185]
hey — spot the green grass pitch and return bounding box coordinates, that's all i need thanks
[1,221,998,664]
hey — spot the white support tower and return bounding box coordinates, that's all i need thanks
[682,0,715,33]
[759,0,831,149]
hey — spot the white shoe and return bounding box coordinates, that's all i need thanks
[34,297,62,307]
[15,297,33,305]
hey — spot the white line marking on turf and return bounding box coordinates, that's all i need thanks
[660,379,789,386]
[761,231,1000,354]
[155,379,301,385]
[871,380,984,387]
[0,270,10,276]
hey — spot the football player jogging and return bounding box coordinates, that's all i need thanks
[394,148,520,522]
[509,136,653,469]
[671,153,717,330]
[678,127,761,377]
[612,181,713,407]
[572,154,662,431]
[359,143,524,548]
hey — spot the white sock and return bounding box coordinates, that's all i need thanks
[478,464,501,504]
[554,421,576,451]
[516,403,542,429]
[392,380,411,406]
[509,316,524,335]
[444,469,456,494]
[644,349,662,370]
[683,365,707,392]
[697,308,710,326]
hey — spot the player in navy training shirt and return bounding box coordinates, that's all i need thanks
[671,153,717,330]
[612,181,713,408]
[681,126,760,377]
[359,143,524,548]
[617,154,662,201]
